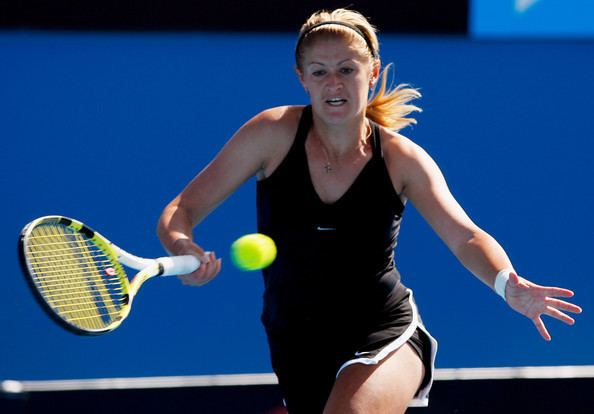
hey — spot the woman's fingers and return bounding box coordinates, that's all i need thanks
[178,251,221,286]
[507,275,582,341]
[544,306,576,325]
[533,316,551,341]
[546,297,583,314]
[543,286,575,298]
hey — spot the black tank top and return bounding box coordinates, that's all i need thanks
[257,106,406,334]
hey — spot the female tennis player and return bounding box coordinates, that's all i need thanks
[157,8,581,414]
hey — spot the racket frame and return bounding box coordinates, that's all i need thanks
[18,215,200,335]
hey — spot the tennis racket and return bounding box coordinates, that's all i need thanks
[18,215,200,335]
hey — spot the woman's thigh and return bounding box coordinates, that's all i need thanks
[323,343,424,414]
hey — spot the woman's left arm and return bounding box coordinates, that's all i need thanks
[386,135,582,340]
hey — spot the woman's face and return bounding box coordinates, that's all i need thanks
[298,36,376,126]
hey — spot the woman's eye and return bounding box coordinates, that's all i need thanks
[340,67,354,74]
[312,70,326,77]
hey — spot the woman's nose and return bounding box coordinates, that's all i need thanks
[326,73,342,89]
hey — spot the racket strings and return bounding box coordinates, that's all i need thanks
[31,285,126,303]
[54,301,127,316]
[25,223,127,331]
[27,225,107,328]
[24,262,116,278]
[29,225,121,329]
[27,263,118,279]
[27,275,122,289]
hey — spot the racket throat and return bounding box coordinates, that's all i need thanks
[128,266,160,299]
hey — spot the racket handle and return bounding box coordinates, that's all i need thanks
[157,255,201,276]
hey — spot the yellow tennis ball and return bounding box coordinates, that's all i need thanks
[230,233,277,271]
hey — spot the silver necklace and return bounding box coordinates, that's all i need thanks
[319,144,334,173]
[317,124,371,174]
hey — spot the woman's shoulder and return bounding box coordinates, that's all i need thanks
[231,105,304,149]
[248,105,305,132]
[243,105,305,178]
[377,126,423,161]
[376,126,438,194]
[242,105,304,150]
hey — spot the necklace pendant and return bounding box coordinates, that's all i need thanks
[324,163,333,173]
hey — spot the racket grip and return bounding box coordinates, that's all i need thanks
[157,255,201,276]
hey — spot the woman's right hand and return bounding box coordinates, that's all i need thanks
[173,239,222,286]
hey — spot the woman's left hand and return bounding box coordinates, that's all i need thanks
[505,272,582,341]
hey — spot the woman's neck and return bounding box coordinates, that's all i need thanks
[310,113,371,159]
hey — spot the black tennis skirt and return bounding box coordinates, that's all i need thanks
[264,284,437,413]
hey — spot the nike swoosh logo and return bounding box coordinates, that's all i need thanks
[354,351,373,357]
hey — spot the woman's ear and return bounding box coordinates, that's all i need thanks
[370,59,380,87]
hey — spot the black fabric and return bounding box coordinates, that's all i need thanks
[256,105,427,412]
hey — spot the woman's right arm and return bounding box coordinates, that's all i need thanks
[157,106,297,285]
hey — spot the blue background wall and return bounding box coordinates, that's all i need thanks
[1,32,592,381]
[472,0,594,37]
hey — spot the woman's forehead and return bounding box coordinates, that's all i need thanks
[302,36,368,62]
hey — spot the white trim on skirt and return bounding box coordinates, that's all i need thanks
[335,289,438,407]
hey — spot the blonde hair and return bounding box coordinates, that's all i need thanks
[296,8,421,131]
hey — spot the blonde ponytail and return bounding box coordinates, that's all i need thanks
[366,63,422,131]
